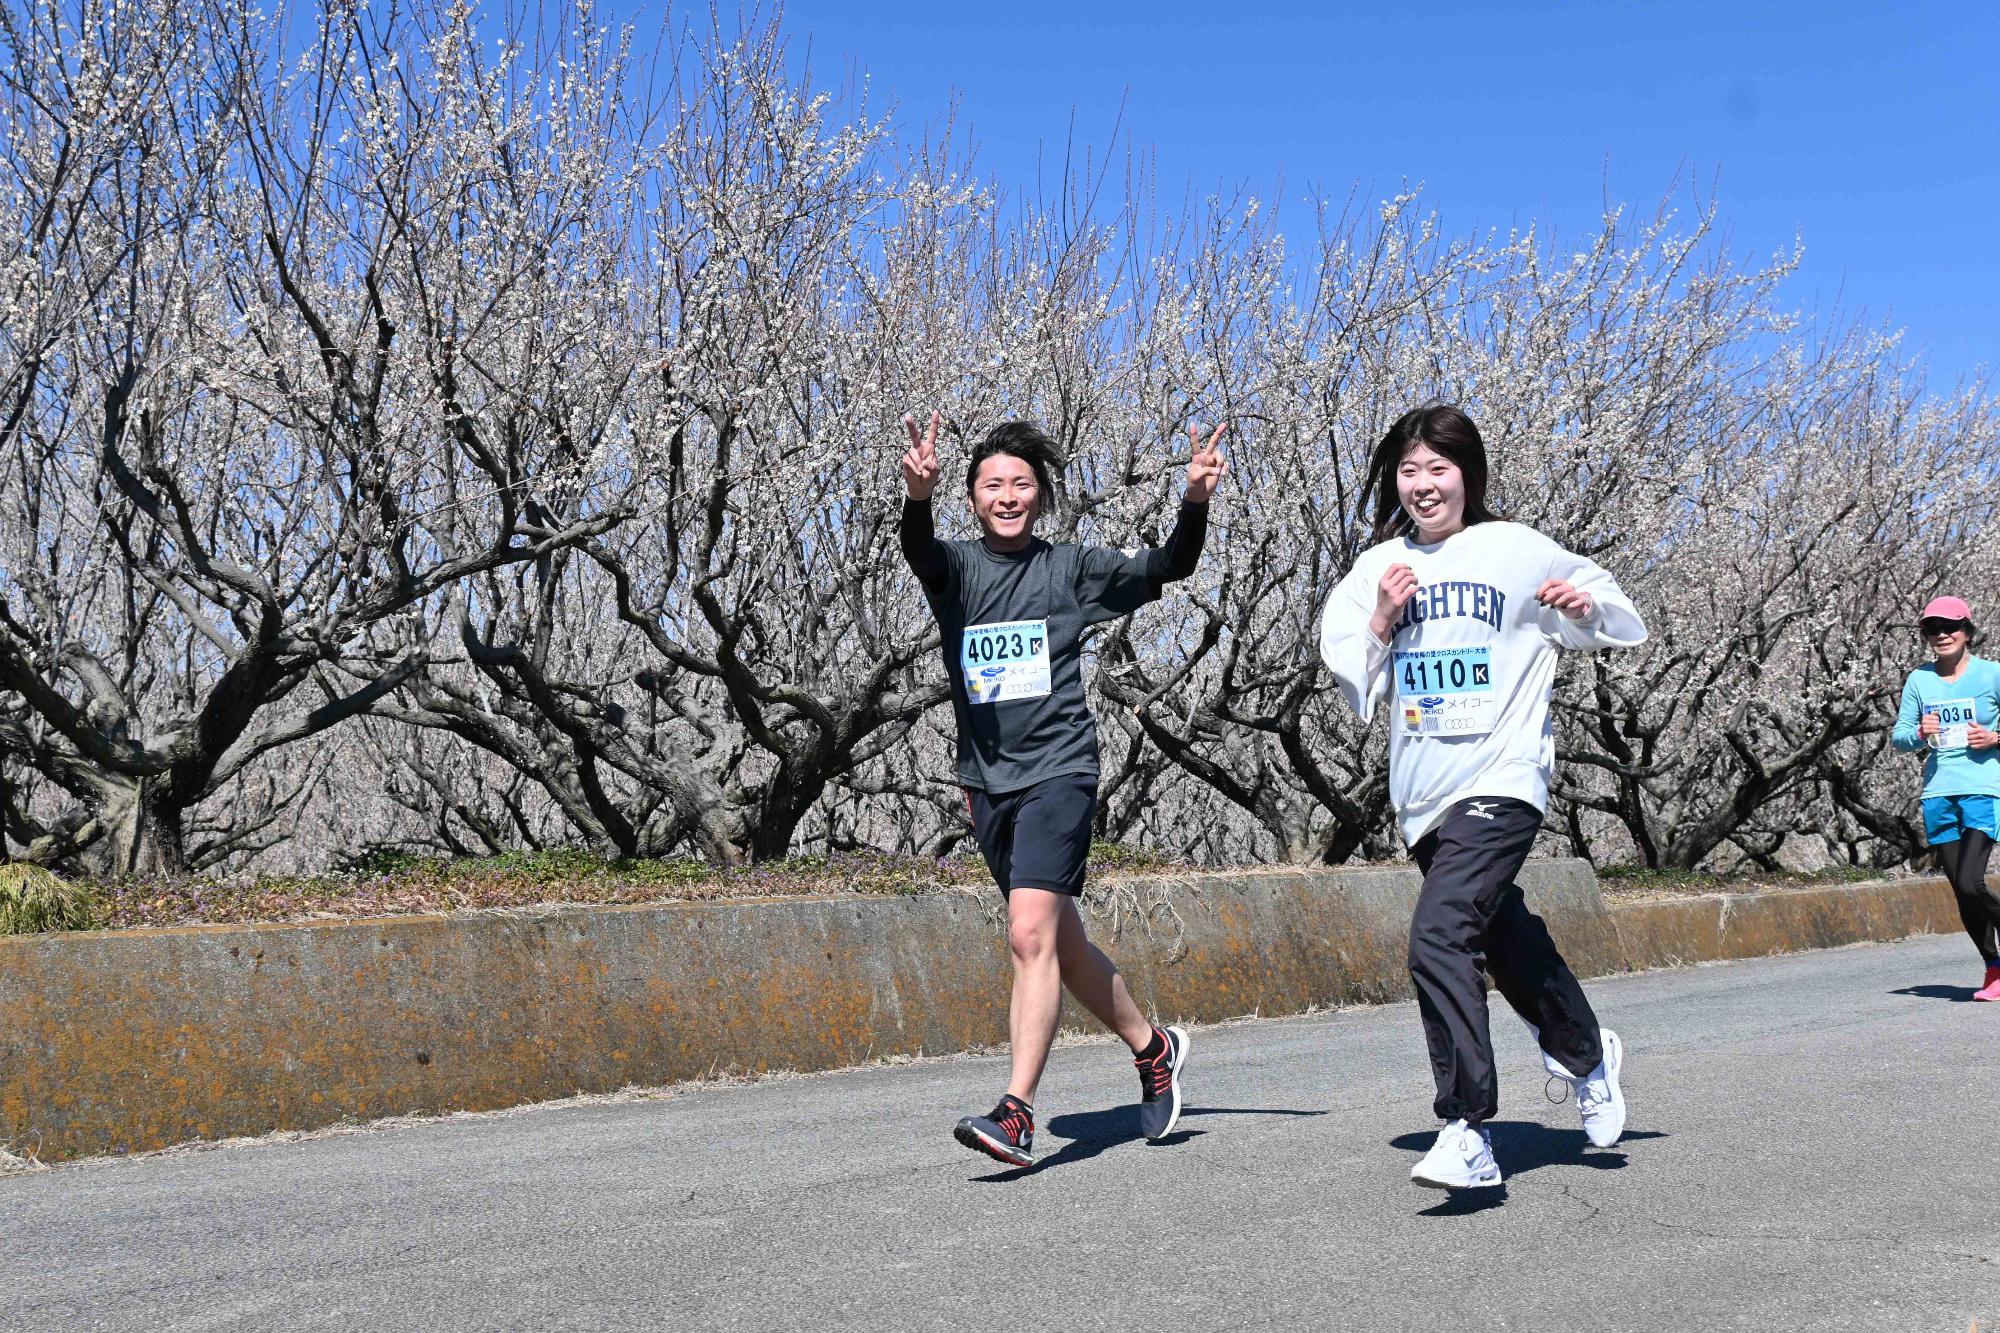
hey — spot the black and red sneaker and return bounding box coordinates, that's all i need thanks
[955,1095,1035,1167]
[1136,1025,1189,1140]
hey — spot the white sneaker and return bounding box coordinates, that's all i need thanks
[1544,1027,1625,1148]
[1410,1118,1504,1190]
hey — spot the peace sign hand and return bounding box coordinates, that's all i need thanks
[1185,422,1229,502]
[901,410,942,501]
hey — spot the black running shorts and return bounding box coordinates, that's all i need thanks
[966,775,1097,896]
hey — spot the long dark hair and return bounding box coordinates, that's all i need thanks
[1359,404,1500,543]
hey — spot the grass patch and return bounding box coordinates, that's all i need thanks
[43,846,1909,933]
[1595,864,1883,900]
[75,842,1194,931]
[1082,840,1181,876]
[337,846,715,889]
[0,863,98,935]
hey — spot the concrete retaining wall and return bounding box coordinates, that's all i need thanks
[0,864,1960,1163]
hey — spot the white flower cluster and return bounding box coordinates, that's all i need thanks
[0,0,1990,876]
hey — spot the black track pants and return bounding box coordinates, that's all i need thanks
[1409,796,1604,1124]
[1937,831,2000,963]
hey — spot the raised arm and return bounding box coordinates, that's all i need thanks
[1075,423,1233,621]
[1151,422,1229,583]
[899,411,949,593]
[1151,500,1210,584]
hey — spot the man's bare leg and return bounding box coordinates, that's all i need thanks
[1004,887,1068,1105]
[1052,895,1153,1050]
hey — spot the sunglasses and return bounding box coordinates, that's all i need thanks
[1920,619,1971,636]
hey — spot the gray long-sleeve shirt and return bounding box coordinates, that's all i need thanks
[901,498,1208,793]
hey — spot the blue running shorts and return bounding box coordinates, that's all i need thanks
[1923,793,2000,846]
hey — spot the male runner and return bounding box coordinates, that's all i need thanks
[899,410,1226,1166]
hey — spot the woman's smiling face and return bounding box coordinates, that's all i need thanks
[1397,442,1466,540]
[1923,617,1970,661]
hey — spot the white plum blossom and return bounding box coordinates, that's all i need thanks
[1,0,1992,876]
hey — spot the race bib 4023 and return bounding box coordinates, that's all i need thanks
[962,618,1052,704]
[1394,646,1497,737]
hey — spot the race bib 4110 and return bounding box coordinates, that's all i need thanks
[1394,646,1497,737]
[962,619,1052,704]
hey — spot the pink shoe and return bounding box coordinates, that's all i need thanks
[1975,965,2000,1003]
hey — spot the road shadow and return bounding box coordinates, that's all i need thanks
[1415,1187,1509,1217]
[1389,1122,1669,1213]
[1181,1105,1331,1122]
[1890,984,1979,1003]
[968,1101,1302,1180]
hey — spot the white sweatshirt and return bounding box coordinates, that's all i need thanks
[1318,521,1648,846]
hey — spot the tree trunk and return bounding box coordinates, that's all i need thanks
[90,781,188,878]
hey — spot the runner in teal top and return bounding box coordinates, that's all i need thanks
[1892,595,2000,1000]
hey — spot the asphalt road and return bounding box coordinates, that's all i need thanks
[5,933,1995,1332]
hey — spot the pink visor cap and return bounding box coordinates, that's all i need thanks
[1921,595,1973,623]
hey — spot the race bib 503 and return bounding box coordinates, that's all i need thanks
[1926,697,1977,751]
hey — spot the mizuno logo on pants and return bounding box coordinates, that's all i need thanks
[1466,801,1497,820]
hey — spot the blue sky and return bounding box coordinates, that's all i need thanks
[760,0,1997,390]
